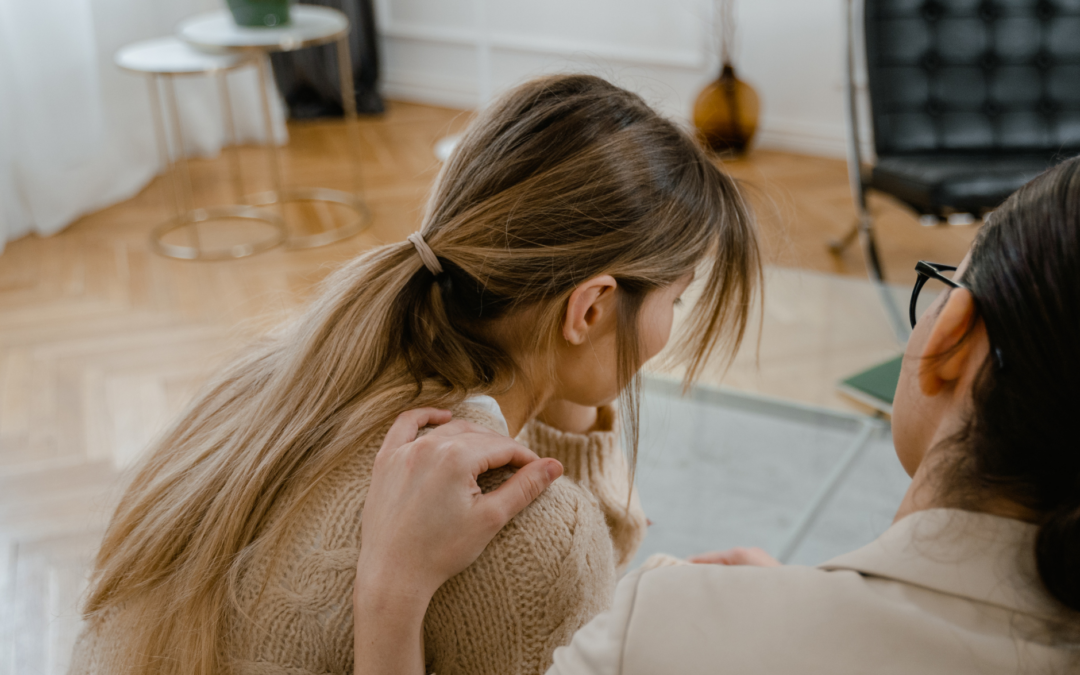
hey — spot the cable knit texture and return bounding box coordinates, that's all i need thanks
[68,404,647,675]
[515,406,646,571]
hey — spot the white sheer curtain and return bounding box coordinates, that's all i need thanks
[0,0,286,254]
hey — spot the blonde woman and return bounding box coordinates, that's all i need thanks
[70,74,760,675]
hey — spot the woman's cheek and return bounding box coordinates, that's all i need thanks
[565,333,621,406]
[642,309,674,363]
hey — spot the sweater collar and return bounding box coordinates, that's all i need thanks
[462,395,509,436]
[819,508,1064,620]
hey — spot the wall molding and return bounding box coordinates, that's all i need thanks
[378,16,860,160]
[382,21,705,70]
[754,117,849,159]
[381,68,480,110]
[381,67,862,161]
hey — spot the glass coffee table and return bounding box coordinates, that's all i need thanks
[631,376,904,568]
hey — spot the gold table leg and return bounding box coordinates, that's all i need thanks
[248,45,371,250]
[146,69,286,261]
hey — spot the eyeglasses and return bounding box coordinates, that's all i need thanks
[910,261,966,329]
[909,260,1006,370]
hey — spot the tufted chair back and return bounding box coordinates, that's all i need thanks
[865,0,1080,156]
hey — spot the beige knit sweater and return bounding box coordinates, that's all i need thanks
[69,403,647,675]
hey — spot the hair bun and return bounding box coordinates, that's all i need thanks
[1035,499,1080,612]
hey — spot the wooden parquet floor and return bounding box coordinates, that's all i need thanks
[0,100,977,674]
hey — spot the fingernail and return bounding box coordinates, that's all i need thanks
[546,460,563,481]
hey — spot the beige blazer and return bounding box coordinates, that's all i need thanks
[548,509,1079,674]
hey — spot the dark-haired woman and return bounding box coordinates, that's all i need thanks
[352,156,1080,674]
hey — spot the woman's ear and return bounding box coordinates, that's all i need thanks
[563,275,618,345]
[918,288,984,396]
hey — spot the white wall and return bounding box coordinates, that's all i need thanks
[375,0,854,157]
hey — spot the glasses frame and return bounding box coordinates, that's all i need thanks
[910,261,966,329]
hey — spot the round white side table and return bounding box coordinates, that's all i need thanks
[178,5,371,249]
[116,37,287,261]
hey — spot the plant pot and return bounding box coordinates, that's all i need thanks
[226,0,291,27]
[692,64,760,157]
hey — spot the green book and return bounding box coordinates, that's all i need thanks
[838,355,904,415]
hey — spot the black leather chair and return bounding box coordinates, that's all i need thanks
[836,0,1080,339]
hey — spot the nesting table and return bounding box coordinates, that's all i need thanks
[117,5,371,260]
[178,5,370,250]
[116,37,287,260]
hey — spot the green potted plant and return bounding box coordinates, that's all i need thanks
[226,0,292,27]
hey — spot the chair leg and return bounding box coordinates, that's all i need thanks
[857,212,884,281]
[855,210,912,345]
[827,222,860,255]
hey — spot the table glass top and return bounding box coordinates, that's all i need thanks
[115,36,248,74]
[177,5,348,52]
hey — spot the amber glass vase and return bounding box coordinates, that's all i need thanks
[693,63,760,156]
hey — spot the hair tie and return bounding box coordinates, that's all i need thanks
[407,232,444,275]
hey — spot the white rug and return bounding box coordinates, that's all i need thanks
[631,377,911,569]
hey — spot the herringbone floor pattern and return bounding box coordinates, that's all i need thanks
[0,100,977,675]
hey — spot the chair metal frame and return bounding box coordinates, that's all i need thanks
[834,0,1080,344]
[832,0,920,344]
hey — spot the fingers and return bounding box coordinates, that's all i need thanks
[465,437,542,475]
[424,418,500,438]
[383,409,452,451]
[687,551,729,565]
[384,412,498,456]
[412,429,542,475]
[481,459,563,530]
[738,548,781,567]
[688,547,781,567]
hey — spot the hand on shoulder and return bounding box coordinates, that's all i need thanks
[355,408,564,602]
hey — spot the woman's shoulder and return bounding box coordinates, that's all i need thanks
[476,464,614,563]
[447,401,619,561]
[627,561,862,612]
[280,403,504,524]
[249,400,617,584]
[425,466,618,673]
[554,561,1071,675]
[553,564,871,674]
[262,402,600,562]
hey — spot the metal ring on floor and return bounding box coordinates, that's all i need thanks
[150,204,287,261]
[244,187,372,250]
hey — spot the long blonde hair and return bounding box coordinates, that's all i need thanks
[82,74,761,674]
